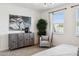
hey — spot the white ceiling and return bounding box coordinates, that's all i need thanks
[15,3,65,11]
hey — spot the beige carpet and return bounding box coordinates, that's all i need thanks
[0,45,48,56]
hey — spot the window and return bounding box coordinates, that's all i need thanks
[53,11,64,34]
[76,9,79,32]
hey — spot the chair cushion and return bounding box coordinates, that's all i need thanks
[40,41,49,45]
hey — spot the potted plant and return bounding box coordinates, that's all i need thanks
[37,19,47,44]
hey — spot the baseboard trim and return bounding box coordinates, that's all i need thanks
[0,48,9,52]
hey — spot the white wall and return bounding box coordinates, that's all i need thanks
[1,3,79,51]
[41,4,79,47]
[0,4,40,51]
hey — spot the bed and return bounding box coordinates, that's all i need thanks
[32,44,79,56]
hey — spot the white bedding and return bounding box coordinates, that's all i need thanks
[33,44,78,56]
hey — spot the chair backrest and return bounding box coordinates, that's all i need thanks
[41,35,49,41]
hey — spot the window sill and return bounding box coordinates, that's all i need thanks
[53,32,64,35]
[74,32,79,37]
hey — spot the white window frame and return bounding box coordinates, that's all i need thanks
[52,10,65,35]
[76,8,79,33]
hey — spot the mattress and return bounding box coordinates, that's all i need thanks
[32,44,78,56]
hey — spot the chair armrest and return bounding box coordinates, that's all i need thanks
[40,37,42,42]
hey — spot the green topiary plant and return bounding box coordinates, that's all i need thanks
[37,19,47,37]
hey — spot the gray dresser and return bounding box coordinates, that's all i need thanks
[9,33,34,50]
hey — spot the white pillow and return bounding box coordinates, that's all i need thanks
[41,35,48,41]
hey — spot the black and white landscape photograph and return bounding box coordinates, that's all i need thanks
[9,14,31,31]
